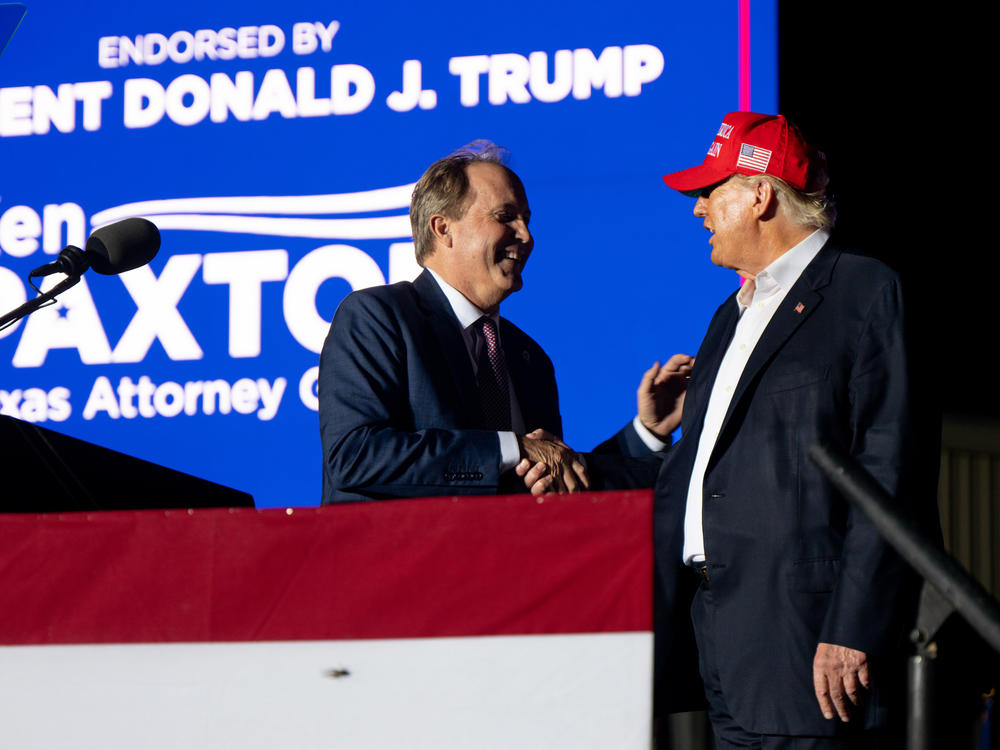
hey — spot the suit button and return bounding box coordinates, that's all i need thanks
[709,492,725,499]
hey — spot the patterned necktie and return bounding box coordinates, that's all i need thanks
[475,316,511,430]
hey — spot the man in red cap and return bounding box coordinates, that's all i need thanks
[641,112,930,747]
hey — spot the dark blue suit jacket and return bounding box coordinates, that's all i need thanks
[628,241,933,734]
[319,270,562,504]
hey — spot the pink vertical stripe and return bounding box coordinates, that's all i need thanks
[739,0,751,110]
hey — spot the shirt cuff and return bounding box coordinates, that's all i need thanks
[498,431,520,473]
[632,415,671,452]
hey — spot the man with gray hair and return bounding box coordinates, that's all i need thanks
[319,142,587,504]
[629,112,933,747]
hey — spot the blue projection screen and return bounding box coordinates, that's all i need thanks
[0,1,776,508]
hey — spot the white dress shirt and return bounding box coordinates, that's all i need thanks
[426,269,524,471]
[682,229,829,564]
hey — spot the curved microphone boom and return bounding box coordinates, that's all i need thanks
[1,218,162,332]
[29,218,161,279]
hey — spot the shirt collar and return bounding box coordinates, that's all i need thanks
[737,228,830,309]
[426,268,496,329]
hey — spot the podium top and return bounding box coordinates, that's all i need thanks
[1,415,254,512]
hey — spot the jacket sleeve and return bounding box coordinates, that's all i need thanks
[819,277,918,655]
[586,421,668,490]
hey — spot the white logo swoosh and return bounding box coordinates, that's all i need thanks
[91,184,416,241]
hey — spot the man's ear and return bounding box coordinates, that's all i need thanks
[429,214,452,247]
[752,179,778,220]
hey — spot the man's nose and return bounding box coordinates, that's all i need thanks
[515,219,532,246]
[693,197,707,217]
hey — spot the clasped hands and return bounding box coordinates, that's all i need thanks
[515,429,587,495]
[515,353,694,495]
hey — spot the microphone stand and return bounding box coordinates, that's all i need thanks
[0,244,91,331]
[0,273,81,331]
[1,223,159,331]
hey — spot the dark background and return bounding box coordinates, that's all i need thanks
[779,3,987,420]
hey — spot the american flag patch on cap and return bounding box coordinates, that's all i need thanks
[736,143,772,173]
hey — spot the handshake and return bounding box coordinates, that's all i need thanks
[513,354,694,495]
[515,429,588,495]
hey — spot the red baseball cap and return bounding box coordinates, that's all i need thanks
[663,112,815,194]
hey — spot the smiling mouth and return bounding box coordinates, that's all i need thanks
[499,249,527,266]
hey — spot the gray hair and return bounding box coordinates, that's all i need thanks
[409,140,525,266]
[732,161,836,231]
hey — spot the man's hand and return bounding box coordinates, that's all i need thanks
[637,354,695,439]
[514,429,589,495]
[813,642,870,722]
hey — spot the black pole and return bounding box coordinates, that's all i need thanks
[907,653,934,750]
[808,442,1000,654]
[0,274,80,331]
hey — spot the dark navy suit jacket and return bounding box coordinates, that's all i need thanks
[319,270,562,504]
[622,241,934,733]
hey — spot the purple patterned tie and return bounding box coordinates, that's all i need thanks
[475,316,511,430]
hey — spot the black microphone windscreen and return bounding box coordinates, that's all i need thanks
[85,218,161,275]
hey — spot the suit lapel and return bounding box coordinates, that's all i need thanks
[500,319,540,429]
[718,243,839,437]
[683,295,740,438]
[412,271,482,424]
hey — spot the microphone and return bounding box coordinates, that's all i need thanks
[29,218,161,278]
